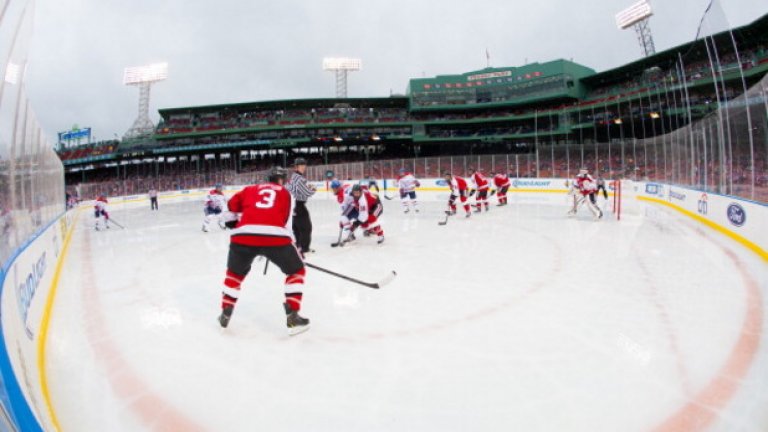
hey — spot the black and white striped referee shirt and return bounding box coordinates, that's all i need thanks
[286,172,315,202]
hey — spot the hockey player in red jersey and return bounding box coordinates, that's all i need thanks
[567,168,603,220]
[491,171,511,206]
[467,167,490,212]
[93,195,110,230]
[340,184,385,245]
[217,167,310,335]
[442,171,471,218]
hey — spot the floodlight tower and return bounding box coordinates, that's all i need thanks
[123,62,168,138]
[322,58,361,98]
[616,0,656,57]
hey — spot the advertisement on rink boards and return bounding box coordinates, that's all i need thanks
[0,212,74,432]
[312,177,569,201]
[79,178,572,207]
[636,182,767,260]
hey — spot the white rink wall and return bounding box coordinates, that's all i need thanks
[633,182,768,261]
[81,177,767,258]
[0,212,75,431]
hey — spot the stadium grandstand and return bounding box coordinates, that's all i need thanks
[60,13,768,202]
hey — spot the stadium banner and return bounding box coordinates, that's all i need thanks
[635,182,767,260]
[0,211,74,432]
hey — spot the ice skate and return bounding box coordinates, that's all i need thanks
[218,306,234,328]
[377,236,385,244]
[284,303,310,336]
[465,212,472,218]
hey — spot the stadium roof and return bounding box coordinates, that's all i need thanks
[582,12,768,87]
[158,97,408,117]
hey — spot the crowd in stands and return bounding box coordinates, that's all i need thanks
[156,106,411,135]
[63,141,768,204]
[585,46,767,99]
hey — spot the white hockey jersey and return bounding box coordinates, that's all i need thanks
[206,190,228,210]
[397,174,419,193]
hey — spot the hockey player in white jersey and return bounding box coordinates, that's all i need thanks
[567,169,603,220]
[202,184,228,232]
[396,168,420,213]
[331,180,358,245]
[94,195,110,231]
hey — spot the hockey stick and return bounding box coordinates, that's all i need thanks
[108,218,125,229]
[382,179,393,200]
[304,262,396,289]
[438,212,450,226]
[330,227,344,247]
[263,259,270,275]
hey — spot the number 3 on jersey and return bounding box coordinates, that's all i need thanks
[255,189,277,208]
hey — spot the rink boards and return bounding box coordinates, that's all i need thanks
[0,178,765,431]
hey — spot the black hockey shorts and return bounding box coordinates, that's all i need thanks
[476,189,488,200]
[205,207,222,216]
[401,191,416,200]
[227,243,304,277]
[498,186,509,195]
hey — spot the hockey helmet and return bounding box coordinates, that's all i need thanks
[578,167,588,176]
[293,157,308,166]
[267,166,288,183]
[351,184,363,194]
[442,171,451,178]
[398,168,407,173]
[215,183,223,190]
[330,180,342,190]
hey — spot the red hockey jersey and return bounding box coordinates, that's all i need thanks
[470,172,490,190]
[448,176,469,193]
[353,190,381,223]
[227,183,294,247]
[493,173,511,189]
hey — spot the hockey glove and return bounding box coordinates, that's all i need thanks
[224,220,238,229]
[468,189,475,197]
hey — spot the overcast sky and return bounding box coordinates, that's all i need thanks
[25,0,767,143]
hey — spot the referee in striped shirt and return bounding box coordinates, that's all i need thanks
[286,158,316,255]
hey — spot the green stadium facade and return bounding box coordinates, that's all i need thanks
[59,13,768,186]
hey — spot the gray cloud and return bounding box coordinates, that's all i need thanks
[26,0,767,142]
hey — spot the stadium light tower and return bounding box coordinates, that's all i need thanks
[616,0,656,57]
[322,57,361,98]
[123,62,168,138]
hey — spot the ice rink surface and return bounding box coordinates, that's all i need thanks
[46,193,768,431]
